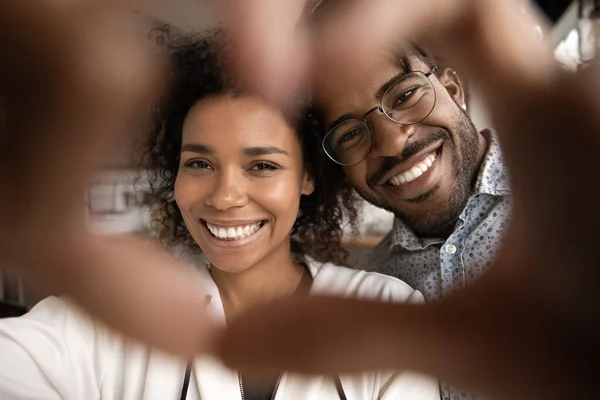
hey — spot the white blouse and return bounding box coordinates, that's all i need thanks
[0,260,440,400]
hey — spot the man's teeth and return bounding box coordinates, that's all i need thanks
[388,153,436,186]
[206,222,263,240]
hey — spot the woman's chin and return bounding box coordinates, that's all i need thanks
[201,249,259,274]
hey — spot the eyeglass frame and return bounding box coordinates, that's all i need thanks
[321,67,438,166]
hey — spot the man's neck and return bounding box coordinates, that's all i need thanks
[420,220,458,240]
[209,243,305,320]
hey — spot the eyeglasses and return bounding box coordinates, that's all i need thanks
[322,68,437,166]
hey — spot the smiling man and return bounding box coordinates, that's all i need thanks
[311,8,511,400]
[312,1,511,303]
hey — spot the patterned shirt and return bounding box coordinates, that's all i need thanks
[363,130,511,400]
[363,130,511,300]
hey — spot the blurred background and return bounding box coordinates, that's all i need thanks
[1,0,595,316]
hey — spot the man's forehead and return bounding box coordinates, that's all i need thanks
[313,49,426,119]
[315,58,396,98]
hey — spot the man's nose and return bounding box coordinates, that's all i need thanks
[368,114,416,159]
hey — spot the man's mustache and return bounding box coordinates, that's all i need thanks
[369,129,449,186]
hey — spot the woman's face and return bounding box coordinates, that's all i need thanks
[175,95,314,273]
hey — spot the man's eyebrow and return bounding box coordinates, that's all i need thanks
[375,57,412,101]
[327,113,355,131]
[328,57,414,131]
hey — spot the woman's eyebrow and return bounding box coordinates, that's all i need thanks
[180,143,215,154]
[242,146,289,157]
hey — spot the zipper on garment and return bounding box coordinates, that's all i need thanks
[238,371,283,400]
[238,371,245,400]
[270,373,283,400]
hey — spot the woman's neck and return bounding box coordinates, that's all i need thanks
[209,245,307,320]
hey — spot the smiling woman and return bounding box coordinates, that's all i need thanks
[144,30,356,268]
[0,30,439,400]
[173,94,318,275]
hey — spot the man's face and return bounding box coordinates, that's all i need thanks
[315,52,485,236]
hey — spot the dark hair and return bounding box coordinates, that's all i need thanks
[143,30,359,266]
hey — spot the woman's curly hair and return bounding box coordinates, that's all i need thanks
[143,30,359,266]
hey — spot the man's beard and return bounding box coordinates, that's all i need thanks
[358,111,481,237]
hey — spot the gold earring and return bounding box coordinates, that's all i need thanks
[450,70,462,84]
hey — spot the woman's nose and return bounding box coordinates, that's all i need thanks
[204,169,248,210]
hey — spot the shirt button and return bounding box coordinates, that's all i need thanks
[204,295,213,305]
[445,244,457,255]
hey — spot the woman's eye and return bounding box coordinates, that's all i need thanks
[184,160,212,169]
[250,162,279,172]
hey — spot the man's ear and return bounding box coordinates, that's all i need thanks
[438,67,467,111]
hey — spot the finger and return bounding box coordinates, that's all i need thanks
[215,0,312,108]
[221,296,431,373]
[80,236,221,358]
[0,1,218,360]
[220,278,586,399]
[312,0,555,103]
[18,233,221,358]
[1,1,166,234]
[493,64,600,324]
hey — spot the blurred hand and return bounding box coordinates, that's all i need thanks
[214,0,313,108]
[0,0,218,358]
[218,1,600,399]
[2,1,599,398]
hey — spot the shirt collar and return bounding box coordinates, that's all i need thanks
[389,218,443,251]
[473,129,511,196]
[387,129,510,251]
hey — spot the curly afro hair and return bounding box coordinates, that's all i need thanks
[143,30,359,266]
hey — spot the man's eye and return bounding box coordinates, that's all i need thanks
[338,128,363,144]
[395,89,415,105]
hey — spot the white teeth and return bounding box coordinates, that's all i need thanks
[388,152,437,186]
[206,221,264,241]
[411,166,423,178]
